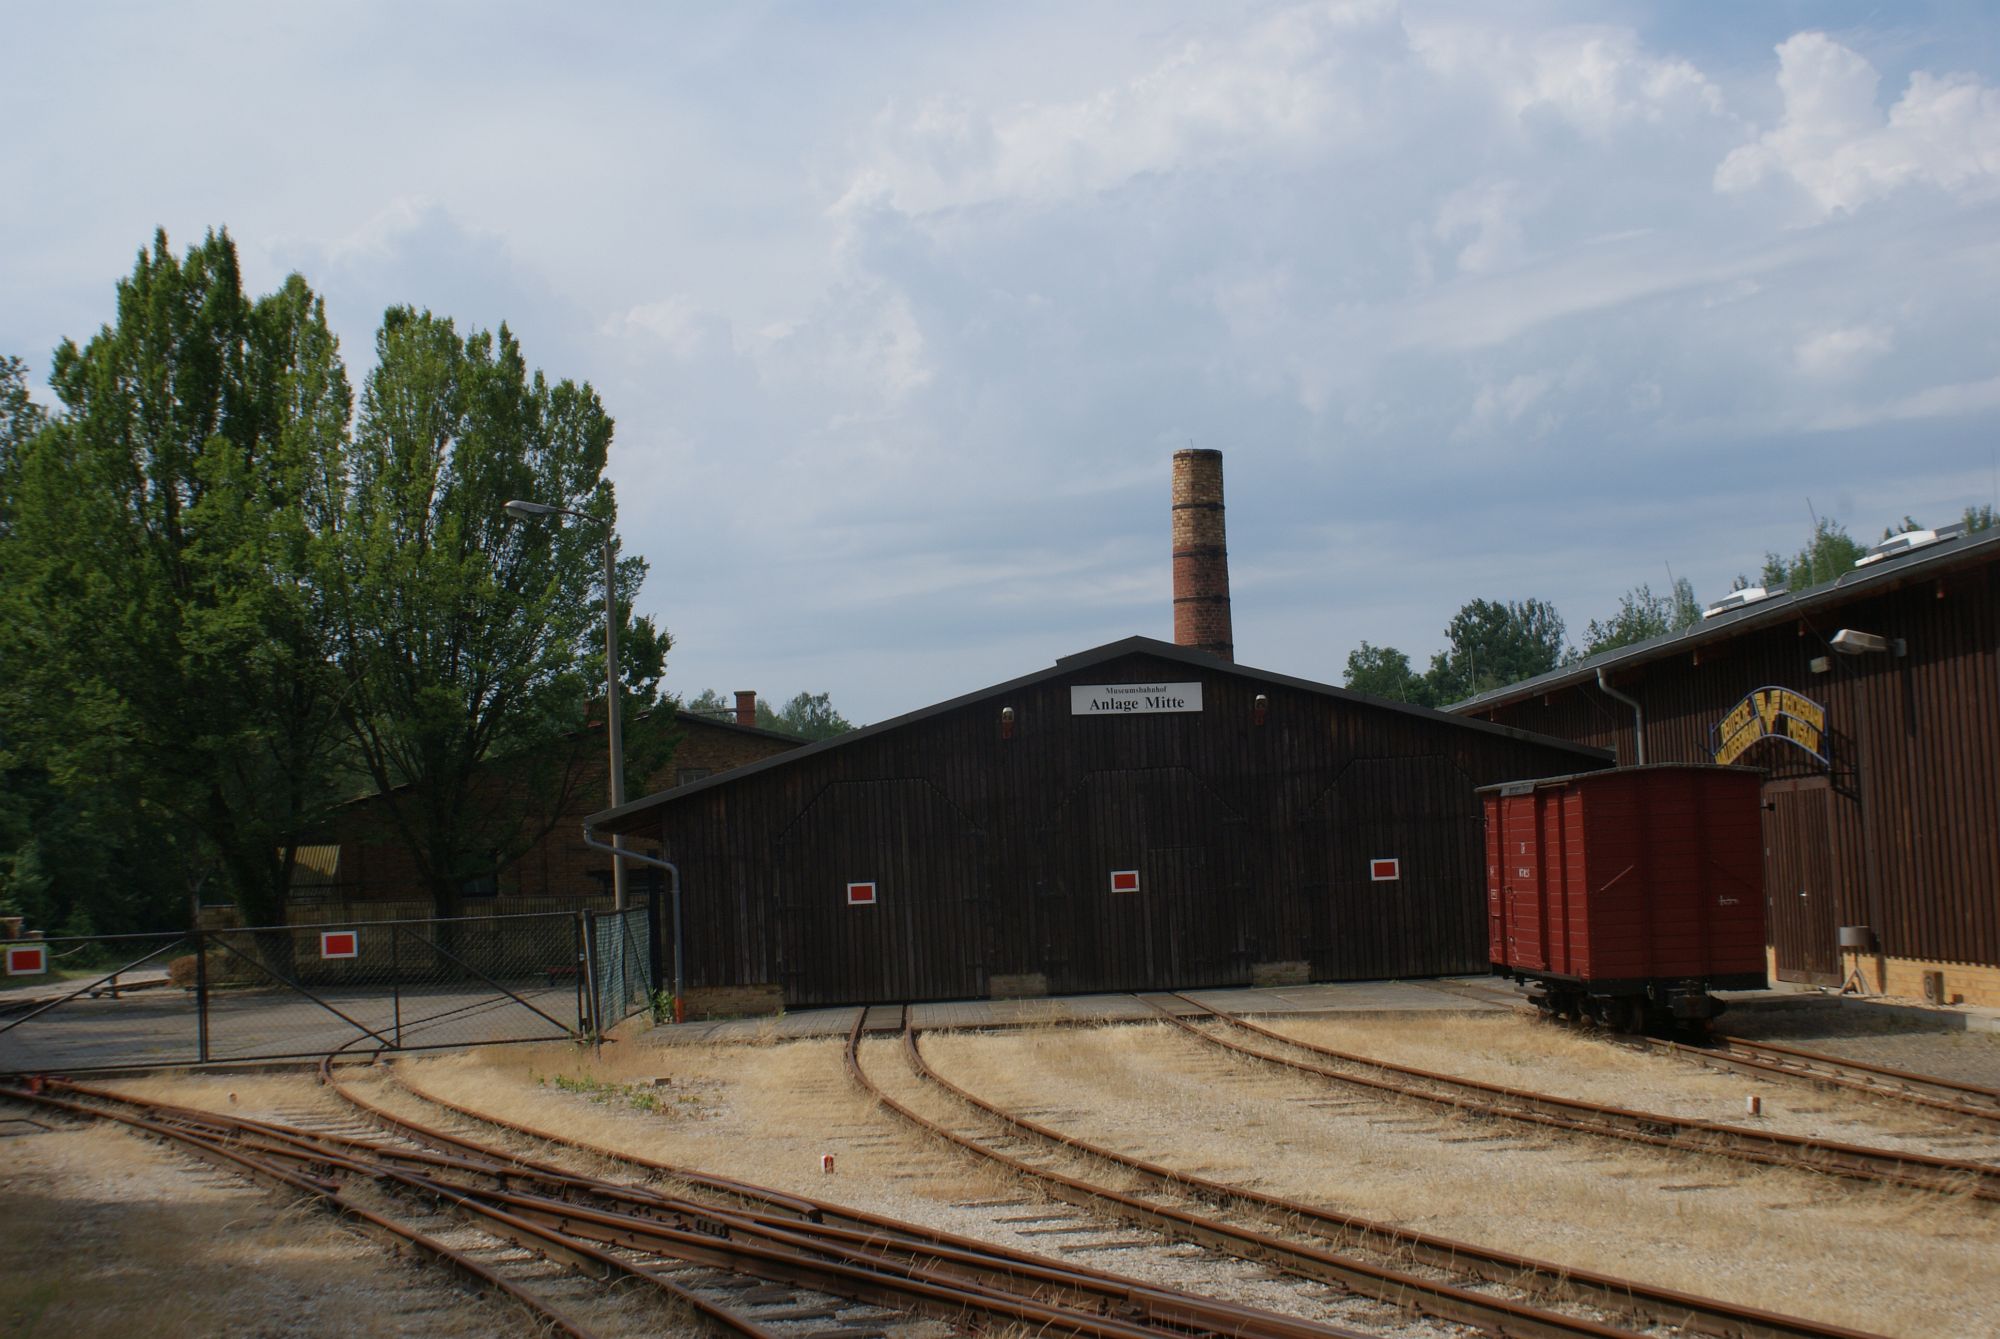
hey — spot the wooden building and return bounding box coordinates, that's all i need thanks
[593,637,1606,1010]
[1454,527,2000,1007]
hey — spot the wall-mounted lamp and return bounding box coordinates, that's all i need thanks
[1252,693,1269,726]
[1808,656,1830,674]
[1830,629,1906,657]
[1000,706,1016,740]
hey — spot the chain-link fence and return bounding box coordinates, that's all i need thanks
[588,906,654,1034]
[0,903,659,1074]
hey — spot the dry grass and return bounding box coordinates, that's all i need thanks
[0,1118,525,1338]
[918,1020,2000,1338]
[395,1033,1011,1214]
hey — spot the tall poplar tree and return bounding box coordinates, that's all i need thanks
[0,231,353,924]
[329,308,666,917]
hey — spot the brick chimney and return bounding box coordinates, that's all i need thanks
[1171,449,1234,662]
[734,690,757,727]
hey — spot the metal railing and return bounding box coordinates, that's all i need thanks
[0,901,659,1074]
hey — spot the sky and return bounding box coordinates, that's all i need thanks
[6,1,2000,725]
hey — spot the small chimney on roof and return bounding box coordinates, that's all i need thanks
[1171,448,1234,662]
[735,691,757,727]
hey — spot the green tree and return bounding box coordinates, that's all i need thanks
[328,308,666,917]
[1426,597,1572,702]
[1964,505,1996,534]
[0,231,353,926]
[683,688,733,719]
[1582,578,1700,656]
[1757,517,1864,590]
[0,355,46,534]
[774,690,855,740]
[1342,642,1436,707]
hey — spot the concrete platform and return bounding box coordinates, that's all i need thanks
[643,975,1519,1045]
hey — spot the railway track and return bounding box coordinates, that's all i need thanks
[850,1006,1884,1339]
[1639,1033,2000,1128]
[1144,994,2000,1201]
[2,1064,1385,1339]
[1406,976,2000,1131]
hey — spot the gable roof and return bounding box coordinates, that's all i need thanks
[1451,524,2000,716]
[590,634,1610,833]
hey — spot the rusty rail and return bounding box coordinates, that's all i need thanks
[852,1009,1886,1339]
[1152,993,2000,1201]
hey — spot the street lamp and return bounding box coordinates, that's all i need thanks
[503,498,629,909]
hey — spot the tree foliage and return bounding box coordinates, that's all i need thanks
[0,231,353,925]
[1752,517,1865,591]
[1582,578,1700,656]
[328,308,666,917]
[1427,597,1572,702]
[1341,642,1435,707]
[772,691,855,740]
[0,231,668,930]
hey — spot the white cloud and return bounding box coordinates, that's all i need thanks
[836,0,1406,216]
[1794,323,1893,377]
[1717,32,2000,215]
[1807,370,2000,432]
[1432,180,1533,275]
[1412,23,1725,139]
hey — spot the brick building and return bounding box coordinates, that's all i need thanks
[289,699,803,919]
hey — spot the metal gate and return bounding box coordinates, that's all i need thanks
[1,905,659,1074]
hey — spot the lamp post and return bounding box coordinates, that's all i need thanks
[503,499,628,909]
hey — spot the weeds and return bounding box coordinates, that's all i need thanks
[533,1069,706,1118]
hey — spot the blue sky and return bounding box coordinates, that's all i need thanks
[6,2,1999,723]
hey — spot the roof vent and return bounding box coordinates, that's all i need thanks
[1702,585,1784,619]
[1855,521,1964,568]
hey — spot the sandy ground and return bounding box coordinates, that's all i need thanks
[9,1003,1997,1339]
[913,1019,1999,1338]
[0,1113,529,1338]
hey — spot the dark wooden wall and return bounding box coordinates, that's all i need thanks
[635,650,1603,1006]
[1466,561,2000,980]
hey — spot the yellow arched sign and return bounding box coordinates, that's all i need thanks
[1712,686,1828,766]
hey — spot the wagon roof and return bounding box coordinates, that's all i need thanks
[590,635,1610,834]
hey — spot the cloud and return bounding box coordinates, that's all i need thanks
[1717,32,2000,215]
[835,0,1408,216]
[1794,323,1893,377]
[1411,23,1726,140]
[1806,370,2000,432]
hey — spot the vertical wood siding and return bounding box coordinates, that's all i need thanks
[1469,561,2000,976]
[640,652,1603,1006]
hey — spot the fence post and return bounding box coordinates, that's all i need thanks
[646,888,664,1015]
[578,910,599,1039]
[390,923,403,1050]
[194,929,210,1065]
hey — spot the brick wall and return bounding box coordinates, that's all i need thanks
[314,711,802,904]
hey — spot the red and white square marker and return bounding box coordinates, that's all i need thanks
[1109,869,1141,894]
[320,930,359,959]
[846,881,877,906]
[1369,858,1400,882]
[5,944,47,975]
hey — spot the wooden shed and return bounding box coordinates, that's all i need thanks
[1454,526,2000,1007]
[593,637,1609,1010]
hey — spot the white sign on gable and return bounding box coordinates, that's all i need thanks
[1070,682,1204,715]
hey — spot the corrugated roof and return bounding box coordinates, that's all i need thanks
[1449,524,2000,715]
[589,634,1611,834]
[289,844,341,885]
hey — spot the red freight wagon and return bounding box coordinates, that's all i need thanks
[1481,765,1767,1031]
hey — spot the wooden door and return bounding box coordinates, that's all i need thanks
[1763,777,1840,985]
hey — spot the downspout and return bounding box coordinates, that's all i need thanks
[1595,668,1645,766]
[582,824,682,1020]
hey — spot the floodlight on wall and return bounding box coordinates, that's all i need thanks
[1000,706,1016,740]
[1252,693,1269,726]
[1830,628,1904,656]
